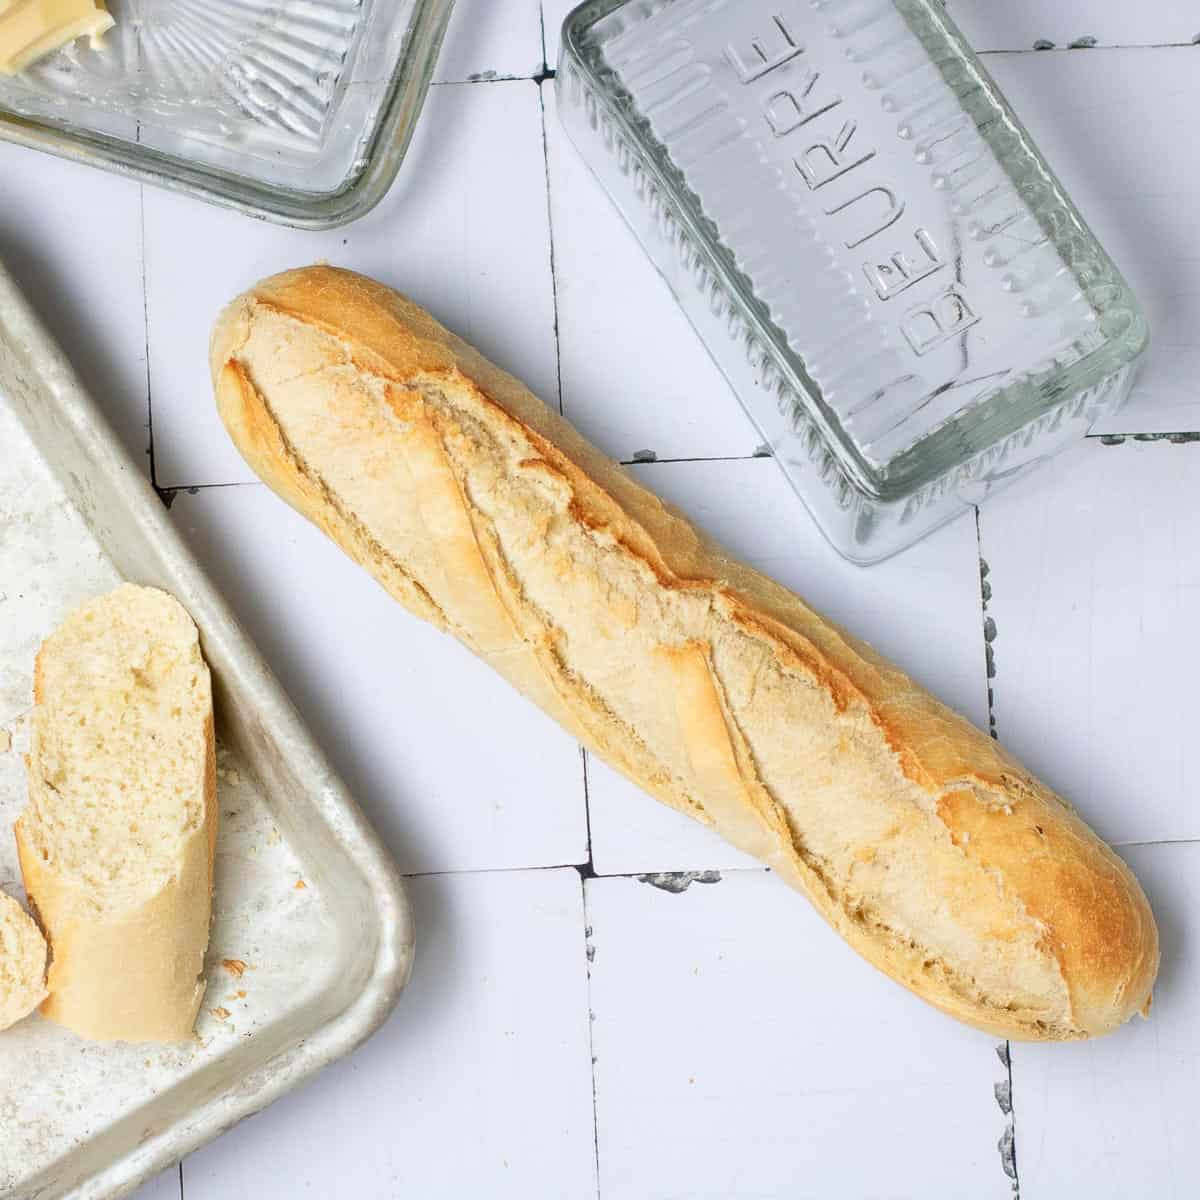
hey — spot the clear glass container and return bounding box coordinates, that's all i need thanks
[557,0,1148,562]
[0,0,454,228]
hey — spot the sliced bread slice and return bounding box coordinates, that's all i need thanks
[17,583,216,1042]
[0,890,47,1031]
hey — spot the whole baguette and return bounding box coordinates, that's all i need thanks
[212,266,1158,1040]
[17,584,216,1042]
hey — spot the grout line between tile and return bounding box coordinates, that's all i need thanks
[998,1042,1020,1197]
[431,74,529,87]
[580,874,602,1200]
[160,480,262,501]
[1088,431,1200,445]
[978,40,1200,56]
[137,183,158,494]
[975,505,1019,1196]
[401,862,763,882]
[974,506,998,741]
[622,452,769,467]
[552,37,593,891]
[580,748,596,877]
[1114,836,1200,850]
[537,74,566,416]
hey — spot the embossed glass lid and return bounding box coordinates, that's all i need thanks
[557,0,1149,561]
[0,0,453,227]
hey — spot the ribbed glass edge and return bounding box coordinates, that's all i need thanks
[890,0,1149,472]
[559,0,1149,504]
[821,365,1136,563]
[0,0,454,229]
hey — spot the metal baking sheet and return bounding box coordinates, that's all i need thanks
[0,260,414,1199]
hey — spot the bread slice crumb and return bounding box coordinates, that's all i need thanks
[17,583,216,1042]
[0,891,47,1031]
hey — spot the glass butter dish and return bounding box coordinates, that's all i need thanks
[557,0,1148,562]
[0,0,453,227]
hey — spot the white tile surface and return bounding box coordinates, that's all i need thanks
[184,869,597,1200]
[3,5,1197,1196]
[436,0,545,83]
[979,439,1200,846]
[949,1,1198,50]
[986,49,1200,435]
[169,484,588,875]
[543,84,761,462]
[146,79,557,488]
[586,871,1009,1200]
[588,457,988,876]
[542,0,573,68]
[0,144,149,470]
[587,754,763,878]
[1012,842,1200,1200]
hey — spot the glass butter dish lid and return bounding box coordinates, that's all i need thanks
[557,0,1148,562]
[0,0,453,227]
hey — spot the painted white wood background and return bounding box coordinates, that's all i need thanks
[2,1,1198,1196]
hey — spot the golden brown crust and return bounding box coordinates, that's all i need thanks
[18,820,212,1041]
[211,265,1159,1040]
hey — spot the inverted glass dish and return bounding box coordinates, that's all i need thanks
[0,0,454,228]
[557,0,1148,562]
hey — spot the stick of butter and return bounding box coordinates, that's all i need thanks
[0,0,114,75]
